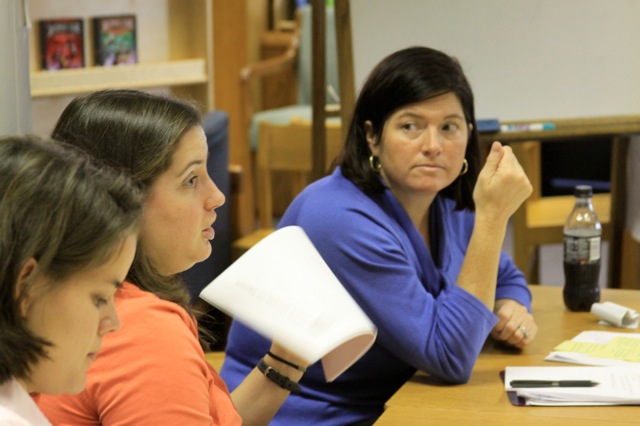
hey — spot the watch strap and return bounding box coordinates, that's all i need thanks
[257,358,302,394]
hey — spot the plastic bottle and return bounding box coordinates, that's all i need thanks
[563,185,602,311]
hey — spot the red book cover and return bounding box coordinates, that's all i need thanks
[39,18,85,70]
[92,15,137,66]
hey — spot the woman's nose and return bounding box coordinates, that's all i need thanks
[205,175,225,211]
[99,302,121,336]
[421,128,444,155]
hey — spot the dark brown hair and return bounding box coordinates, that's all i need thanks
[0,135,143,383]
[339,46,481,210]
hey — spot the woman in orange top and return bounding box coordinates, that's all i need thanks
[37,89,309,426]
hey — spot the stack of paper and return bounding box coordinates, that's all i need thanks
[545,331,640,366]
[505,365,640,406]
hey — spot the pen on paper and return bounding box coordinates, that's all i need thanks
[510,380,599,388]
[500,122,556,132]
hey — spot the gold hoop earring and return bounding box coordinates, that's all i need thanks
[460,159,469,176]
[369,155,381,173]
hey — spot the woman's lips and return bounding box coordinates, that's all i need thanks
[202,226,215,240]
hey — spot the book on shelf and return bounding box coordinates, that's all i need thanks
[92,15,137,66]
[38,18,85,70]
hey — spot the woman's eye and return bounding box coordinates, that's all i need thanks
[401,123,422,137]
[442,123,460,132]
[94,296,108,308]
[186,175,198,187]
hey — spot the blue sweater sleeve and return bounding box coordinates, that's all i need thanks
[284,186,498,384]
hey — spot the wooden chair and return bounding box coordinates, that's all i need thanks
[232,120,344,260]
[233,3,341,235]
[510,141,612,284]
[239,3,340,157]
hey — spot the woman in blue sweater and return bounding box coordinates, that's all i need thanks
[221,46,538,425]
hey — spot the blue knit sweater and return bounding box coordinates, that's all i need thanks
[221,167,531,425]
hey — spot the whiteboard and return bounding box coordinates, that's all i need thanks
[349,0,640,121]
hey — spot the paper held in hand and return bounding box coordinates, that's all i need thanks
[199,226,377,382]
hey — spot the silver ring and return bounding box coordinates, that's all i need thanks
[519,325,530,339]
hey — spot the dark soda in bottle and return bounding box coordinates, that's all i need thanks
[563,185,601,311]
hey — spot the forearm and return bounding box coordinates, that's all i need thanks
[231,350,307,426]
[460,141,531,309]
[457,214,509,309]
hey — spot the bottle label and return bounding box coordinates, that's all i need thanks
[564,236,601,263]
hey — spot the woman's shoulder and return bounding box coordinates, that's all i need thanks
[115,282,197,337]
[90,283,204,384]
[293,169,380,216]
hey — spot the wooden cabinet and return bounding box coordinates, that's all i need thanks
[29,0,213,135]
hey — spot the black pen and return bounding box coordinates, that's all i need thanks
[510,380,599,388]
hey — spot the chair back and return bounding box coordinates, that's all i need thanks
[256,120,343,228]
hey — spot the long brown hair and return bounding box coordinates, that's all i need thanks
[52,89,202,315]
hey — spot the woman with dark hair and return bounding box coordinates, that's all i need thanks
[0,135,142,425]
[37,89,310,426]
[221,46,538,425]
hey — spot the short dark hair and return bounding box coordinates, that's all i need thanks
[339,46,481,210]
[0,135,143,384]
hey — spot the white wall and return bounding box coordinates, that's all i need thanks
[350,0,640,121]
[0,0,31,135]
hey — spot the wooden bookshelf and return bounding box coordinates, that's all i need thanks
[29,0,213,134]
[31,59,208,97]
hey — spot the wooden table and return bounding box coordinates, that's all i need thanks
[375,285,640,425]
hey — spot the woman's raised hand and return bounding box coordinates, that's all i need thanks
[473,141,532,226]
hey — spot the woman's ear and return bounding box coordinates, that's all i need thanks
[15,258,38,317]
[364,120,379,156]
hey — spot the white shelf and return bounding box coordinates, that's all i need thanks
[31,59,207,97]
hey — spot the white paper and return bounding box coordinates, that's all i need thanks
[545,330,640,366]
[505,365,640,406]
[591,301,639,328]
[199,226,377,382]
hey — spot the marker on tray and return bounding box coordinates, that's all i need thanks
[500,122,556,132]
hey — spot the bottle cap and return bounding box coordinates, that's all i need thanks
[574,185,593,198]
